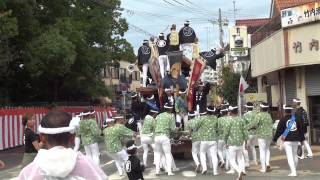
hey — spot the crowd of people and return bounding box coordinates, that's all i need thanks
[9,94,312,180]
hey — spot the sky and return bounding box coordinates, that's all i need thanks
[120,0,271,54]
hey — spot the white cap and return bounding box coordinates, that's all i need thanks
[185,20,190,24]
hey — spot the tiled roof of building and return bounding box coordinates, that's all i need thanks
[236,18,270,27]
[275,0,317,10]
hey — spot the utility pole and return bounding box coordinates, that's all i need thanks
[218,8,224,49]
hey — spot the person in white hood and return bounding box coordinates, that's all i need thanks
[18,110,108,180]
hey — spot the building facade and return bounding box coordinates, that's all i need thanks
[250,0,320,144]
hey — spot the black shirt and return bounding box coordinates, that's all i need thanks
[24,128,39,153]
[137,45,151,65]
[273,115,305,142]
[179,25,196,44]
[295,107,309,133]
[156,38,168,56]
[125,155,144,180]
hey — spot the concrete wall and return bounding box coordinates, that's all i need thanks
[288,23,320,66]
[251,30,286,77]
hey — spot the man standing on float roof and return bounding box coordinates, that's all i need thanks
[137,40,151,87]
[179,20,196,60]
[157,33,169,78]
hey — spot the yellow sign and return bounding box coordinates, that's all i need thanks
[245,93,267,102]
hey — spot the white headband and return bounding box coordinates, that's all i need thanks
[260,104,269,108]
[38,116,80,134]
[147,95,154,100]
[293,99,301,103]
[179,89,187,94]
[105,118,115,123]
[150,109,159,113]
[200,112,207,115]
[188,112,196,116]
[221,102,229,106]
[80,110,95,116]
[207,107,216,112]
[283,104,293,110]
[164,105,173,109]
[164,88,172,92]
[131,94,138,98]
[127,144,141,150]
[198,83,205,87]
[245,105,254,108]
[229,106,238,111]
[114,116,124,119]
[220,109,228,112]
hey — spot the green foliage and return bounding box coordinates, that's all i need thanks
[217,67,241,105]
[0,0,134,103]
[26,29,76,78]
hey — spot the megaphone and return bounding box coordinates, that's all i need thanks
[127,64,135,73]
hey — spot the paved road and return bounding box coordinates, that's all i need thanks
[1,142,320,180]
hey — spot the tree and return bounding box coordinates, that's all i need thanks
[217,67,241,105]
[25,29,76,100]
[0,0,18,104]
[1,0,135,103]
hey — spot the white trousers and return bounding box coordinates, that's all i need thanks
[84,143,100,166]
[154,135,174,174]
[159,55,170,78]
[284,141,299,175]
[247,135,258,164]
[73,137,81,151]
[141,134,154,166]
[217,140,226,164]
[176,113,188,128]
[142,63,149,87]
[192,141,201,166]
[200,141,218,174]
[258,138,271,171]
[302,133,313,157]
[228,146,245,175]
[108,149,128,175]
[180,43,193,60]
